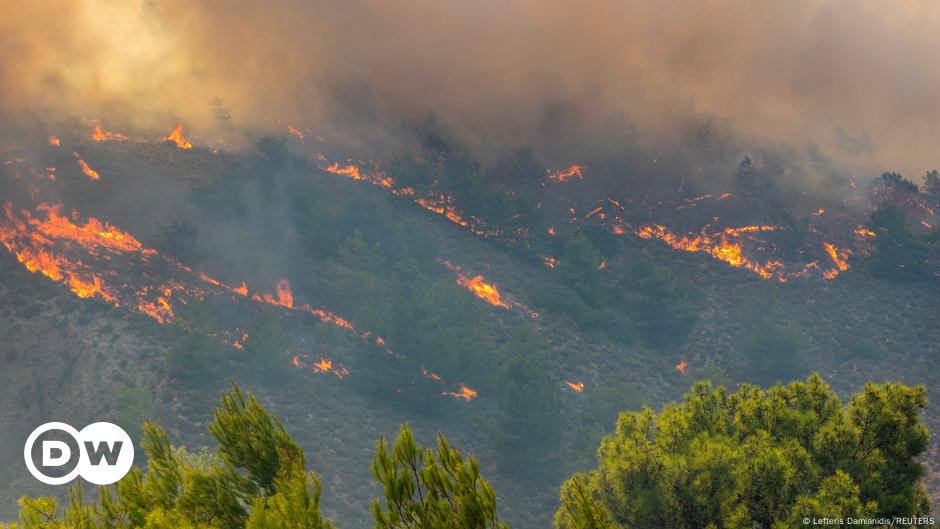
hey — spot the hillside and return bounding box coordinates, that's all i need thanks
[1,128,939,528]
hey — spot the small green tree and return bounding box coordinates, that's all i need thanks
[1,384,333,529]
[243,309,293,372]
[492,327,562,477]
[371,424,507,529]
[868,203,937,279]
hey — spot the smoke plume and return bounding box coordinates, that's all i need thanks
[2,0,939,176]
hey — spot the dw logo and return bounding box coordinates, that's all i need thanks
[24,422,134,485]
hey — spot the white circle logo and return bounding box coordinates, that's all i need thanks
[24,422,134,485]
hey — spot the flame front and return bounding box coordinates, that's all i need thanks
[287,126,304,143]
[547,165,585,183]
[75,158,100,180]
[637,224,788,281]
[162,122,192,149]
[822,242,850,280]
[445,385,478,401]
[564,381,585,393]
[439,259,509,309]
[91,124,128,142]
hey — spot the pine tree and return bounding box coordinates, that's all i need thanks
[556,375,932,529]
[371,424,507,529]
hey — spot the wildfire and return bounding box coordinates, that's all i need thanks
[325,162,363,180]
[287,125,304,143]
[822,242,850,280]
[676,360,688,373]
[439,259,509,309]
[547,164,585,183]
[564,381,585,393]
[855,227,876,238]
[421,366,443,382]
[48,135,60,147]
[445,385,478,401]
[415,195,473,228]
[542,256,558,268]
[297,356,349,378]
[0,203,174,318]
[90,124,128,142]
[313,357,332,372]
[263,279,294,307]
[323,161,411,195]
[162,122,192,150]
[636,224,787,281]
[74,157,100,181]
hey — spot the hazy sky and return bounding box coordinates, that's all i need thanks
[2,0,939,175]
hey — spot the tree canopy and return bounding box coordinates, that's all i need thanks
[1,384,505,529]
[556,374,931,529]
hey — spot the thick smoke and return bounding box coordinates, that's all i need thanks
[2,0,939,176]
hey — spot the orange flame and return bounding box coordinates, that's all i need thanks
[48,135,60,147]
[310,357,349,378]
[91,124,128,142]
[162,122,192,149]
[564,381,585,393]
[287,125,304,143]
[637,224,787,281]
[439,259,509,309]
[445,385,478,401]
[676,360,688,373]
[421,366,443,382]
[547,165,585,182]
[822,242,850,280]
[313,358,333,372]
[75,158,100,180]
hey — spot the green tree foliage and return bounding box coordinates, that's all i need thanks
[558,233,605,305]
[868,203,937,279]
[1,384,332,529]
[1,386,511,529]
[243,309,293,372]
[492,327,562,477]
[371,424,507,529]
[923,169,940,208]
[113,386,157,443]
[555,375,931,529]
[620,260,698,349]
[165,301,227,381]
